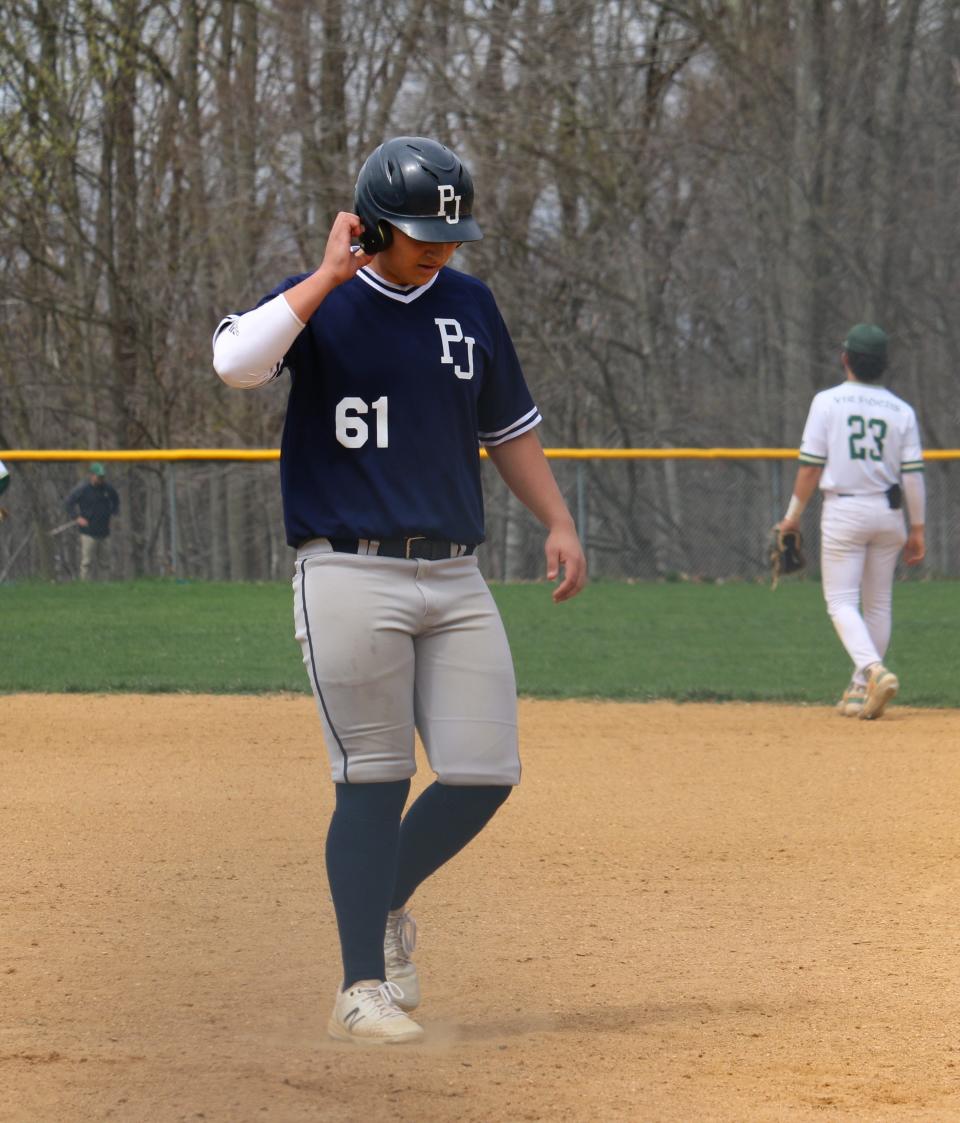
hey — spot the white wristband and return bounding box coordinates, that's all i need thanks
[784,495,806,521]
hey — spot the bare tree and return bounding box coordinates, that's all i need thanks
[1,0,957,580]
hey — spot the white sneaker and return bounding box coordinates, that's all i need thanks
[384,908,420,1011]
[836,680,867,718]
[859,663,899,721]
[327,979,424,1045]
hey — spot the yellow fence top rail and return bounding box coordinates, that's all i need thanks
[2,447,959,462]
[1,448,958,462]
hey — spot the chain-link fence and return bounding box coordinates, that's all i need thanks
[1,452,956,584]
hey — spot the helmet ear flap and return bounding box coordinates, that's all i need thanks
[357,218,392,255]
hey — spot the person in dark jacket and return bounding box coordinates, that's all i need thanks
[64,463,120,580]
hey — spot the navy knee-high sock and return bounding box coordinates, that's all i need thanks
[325,779,410,990]
[390,782,511,910]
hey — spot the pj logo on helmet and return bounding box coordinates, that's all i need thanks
[437,185,461,224]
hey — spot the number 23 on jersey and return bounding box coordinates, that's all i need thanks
[847,414,886,461]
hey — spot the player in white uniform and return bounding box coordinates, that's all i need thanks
[778,324,925,719]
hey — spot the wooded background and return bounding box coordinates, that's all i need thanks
[1,0,957,580]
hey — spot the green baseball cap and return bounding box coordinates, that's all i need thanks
[843,323,888,359]
[89,462,106,476]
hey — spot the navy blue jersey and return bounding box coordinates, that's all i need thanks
[256,266,541,547]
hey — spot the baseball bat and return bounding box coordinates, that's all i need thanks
[49,519,79,536]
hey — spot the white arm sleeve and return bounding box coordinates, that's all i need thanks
[903,472,926,526]
[212,294,305,389]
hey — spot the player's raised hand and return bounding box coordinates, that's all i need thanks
[282,213,373,323]
[546,524,587,603]
[320,211,373,286]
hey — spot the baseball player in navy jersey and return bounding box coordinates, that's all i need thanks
[213,136,586,1044]
[778,324,925,720]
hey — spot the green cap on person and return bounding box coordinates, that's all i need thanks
[89,462,106,476]
[843,323,888,360]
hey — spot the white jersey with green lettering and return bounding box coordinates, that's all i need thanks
[797,380,924,494]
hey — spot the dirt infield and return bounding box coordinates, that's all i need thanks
[3,695,960,1123]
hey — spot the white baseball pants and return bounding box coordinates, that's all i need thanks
[820,494,907,684]
[293,540,520,786]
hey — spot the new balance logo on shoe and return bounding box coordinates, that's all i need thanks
[328,980,424,1045]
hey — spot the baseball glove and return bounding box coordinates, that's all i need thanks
[768,526,804,589]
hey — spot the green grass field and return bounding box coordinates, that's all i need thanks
[1,578,957,705]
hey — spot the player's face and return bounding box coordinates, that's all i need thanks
[374,228,459,286]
